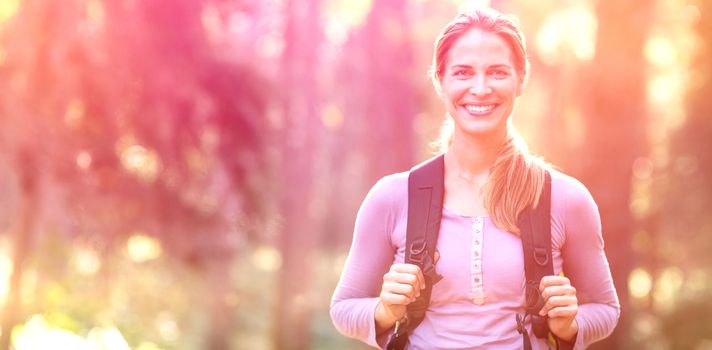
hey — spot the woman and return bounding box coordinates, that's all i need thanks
[330,8,619,350]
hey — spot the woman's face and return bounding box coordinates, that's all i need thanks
[439,29,521,141]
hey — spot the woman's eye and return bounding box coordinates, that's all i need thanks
[489,70,509,78]
[453,70,472,78]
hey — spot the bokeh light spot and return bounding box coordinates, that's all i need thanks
[321,105,344,129]
[86,326,131,350]
[119,144,162,183]
[645,36,677,67]
[324,0,373,28]
[256,36,284,58]
[653,266,684,313]
[73,248,101,275]
[136,342,165,350]
[629,267,653,299]
[457,0,492,13]
[632,157,654,180]
[76,151,93,171]
[155,311,180,342]
[0,253,12,302]
[64,99,85,128]
[682,5,701,24]
[252,246,281,272]
[647,74,683,110]
[0,0,19,24]
[86,0,105,25]
[127,234,162,263]
[201,5,221,42]
[536,7,597,64]
[13,315,86,349]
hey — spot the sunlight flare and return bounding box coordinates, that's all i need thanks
[536,7,597,64]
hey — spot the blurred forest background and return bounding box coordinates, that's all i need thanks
[0,0,710,349]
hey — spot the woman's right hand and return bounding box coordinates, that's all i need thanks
[375,263,425,332]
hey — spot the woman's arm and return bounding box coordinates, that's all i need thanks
[558,176,621,349]
[329,174,405,348]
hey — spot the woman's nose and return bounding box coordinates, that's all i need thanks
[468,76,492,96]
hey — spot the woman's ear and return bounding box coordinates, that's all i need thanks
[435,86,445,99]
[434,80,445,99]
[516,77,526,97]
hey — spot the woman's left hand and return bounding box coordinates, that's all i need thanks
[539,275,579,342]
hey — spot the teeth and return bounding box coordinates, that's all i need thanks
[465,104,495,113]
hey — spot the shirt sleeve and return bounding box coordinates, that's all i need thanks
[330,175,403,349]
[558,176,621,349]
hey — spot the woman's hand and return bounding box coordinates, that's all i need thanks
[375,263,425,333]
[539,275,579,342]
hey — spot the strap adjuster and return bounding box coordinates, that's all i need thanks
[533,248,549,266]
[409,240,427,263]
[516,313,528,335]
[408,240,443,284]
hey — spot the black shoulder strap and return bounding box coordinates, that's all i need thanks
[517,170,554,345]
[387,154,444,350]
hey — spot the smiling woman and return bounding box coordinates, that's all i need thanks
[330,7,620,350]
[437,28,521,143]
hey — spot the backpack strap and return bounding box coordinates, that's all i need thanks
[387,154,445,350]
[516,170,554,349]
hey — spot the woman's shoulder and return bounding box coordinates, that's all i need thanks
[547,168,599,215]
[549,168,589,194]
[363,171,410,208]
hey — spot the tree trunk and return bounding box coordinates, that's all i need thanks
[204,257,234,350]
[579,2,653,349]
[0,152,38,350]
[273,0,322,349]
[362,0,416,177]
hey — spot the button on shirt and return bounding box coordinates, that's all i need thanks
[469,215,485,304]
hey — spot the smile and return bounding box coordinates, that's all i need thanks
[463,104,496,115]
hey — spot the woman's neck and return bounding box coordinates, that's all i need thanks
[446,128,507,179]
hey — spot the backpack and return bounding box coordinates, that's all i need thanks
[386,154,562,350]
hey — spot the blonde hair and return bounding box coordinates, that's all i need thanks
[431,9,547,235]
[485,128,548,234]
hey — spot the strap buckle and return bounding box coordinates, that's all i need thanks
[409,240,427,263]
[533,247,549,266]
[409,240,443,284]
[516,313,528,335]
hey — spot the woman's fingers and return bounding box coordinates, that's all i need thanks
[383,281,419,300]
[379,288,413,305]
[541,284,576,300]
[381,264,426,307]
[388,264,425,290]
[539,295,578,316]
[538,275,578,317]
[545,304,578,318]
[539,275,571,290]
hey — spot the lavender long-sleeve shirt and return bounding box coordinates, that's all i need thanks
[330,169,620,349]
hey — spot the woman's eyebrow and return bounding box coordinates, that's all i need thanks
[489,64,513,70]
[449,63,513,70]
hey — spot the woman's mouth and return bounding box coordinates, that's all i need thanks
[463,104,497,115]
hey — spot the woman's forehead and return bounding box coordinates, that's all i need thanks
[446,29,515,67]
